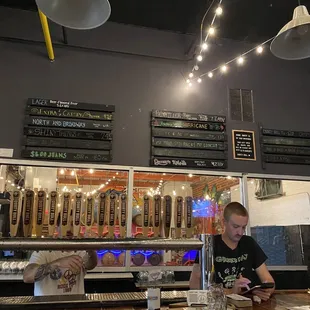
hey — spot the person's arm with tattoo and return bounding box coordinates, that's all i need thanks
[23,263,62,283]
[23,253,84,283]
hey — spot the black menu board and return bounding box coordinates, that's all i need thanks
[22,98,115,163]
[260,126,310,167]
[151,110,228,169]
[232,130,256,161]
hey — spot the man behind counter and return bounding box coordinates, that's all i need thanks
[23,250,98,296]
[189,202,275,301]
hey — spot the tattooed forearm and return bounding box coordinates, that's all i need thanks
[50,267,62,280]
[34,264,53,282]
[34,264,62,282]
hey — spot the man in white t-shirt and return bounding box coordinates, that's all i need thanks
[23,250,98,296]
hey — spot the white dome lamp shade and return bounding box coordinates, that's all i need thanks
[35,0,111,30]
[270,5,310,60]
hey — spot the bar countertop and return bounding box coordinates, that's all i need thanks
[0,290,309,309]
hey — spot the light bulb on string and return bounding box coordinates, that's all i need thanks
[208,27,215,36]
[197,78,202,83]
[189,72,194,78]
[202,43,208,50]
[189,82,192,87]
[256,46,263,54]
[237,56,244,65]
[221,65,228,73]
[208,72,213,78]
[215,6,223,16]
[197,55,203,62]
[194,65,199,71]
[186,79,190,84]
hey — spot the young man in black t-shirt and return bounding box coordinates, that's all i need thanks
[189,202,275,301]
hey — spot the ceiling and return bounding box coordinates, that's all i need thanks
[0,0,309,41]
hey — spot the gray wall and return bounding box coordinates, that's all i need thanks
[1,7,310,176]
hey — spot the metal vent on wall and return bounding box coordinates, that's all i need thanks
[229,89,254,122]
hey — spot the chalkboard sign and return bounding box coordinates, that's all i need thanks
[151,109,227,169]
[232,130,256,161]
[22,98,115,163]
[152,127,226,141]
[261,126,310,167]
[28,98,115,112]
[152,110,226,123]
[151,157,227,169]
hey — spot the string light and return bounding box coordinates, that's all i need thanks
[186,79,190,84]
[189,72,194,78]
[60,169,65,175]
[208,27,215,35]
[185,0,223,84]
[221,65,228,73]
[197,78,202,83]
[237,56,244,65]
[215,6,223,15]
[193,36,275,83]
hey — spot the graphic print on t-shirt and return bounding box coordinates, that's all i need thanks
[57,268,78,293]
[213,235,267,289]
[215,255,246,288]
[195,235,267,290]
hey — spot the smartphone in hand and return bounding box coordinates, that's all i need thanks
[241,282,274,295]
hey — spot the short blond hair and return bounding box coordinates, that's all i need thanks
[224,202,248,221]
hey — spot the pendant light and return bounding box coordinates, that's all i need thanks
[35,0,111,30]
[270,5,310,60]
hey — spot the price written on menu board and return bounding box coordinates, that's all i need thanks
[232,130,256,161]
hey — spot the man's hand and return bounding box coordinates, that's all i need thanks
[252,288,272,301]
[232,275,251,294]
[52,255,84,274]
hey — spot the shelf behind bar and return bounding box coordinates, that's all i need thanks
[0,237,203,251]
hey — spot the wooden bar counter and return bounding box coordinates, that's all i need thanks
[79,291,310,310]
[2,290,307,310]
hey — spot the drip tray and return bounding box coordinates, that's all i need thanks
[0,291,187,309]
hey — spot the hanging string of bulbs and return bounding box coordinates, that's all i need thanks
[186,36,275,86]
[187,0,224,83]
[186,0,278,86]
